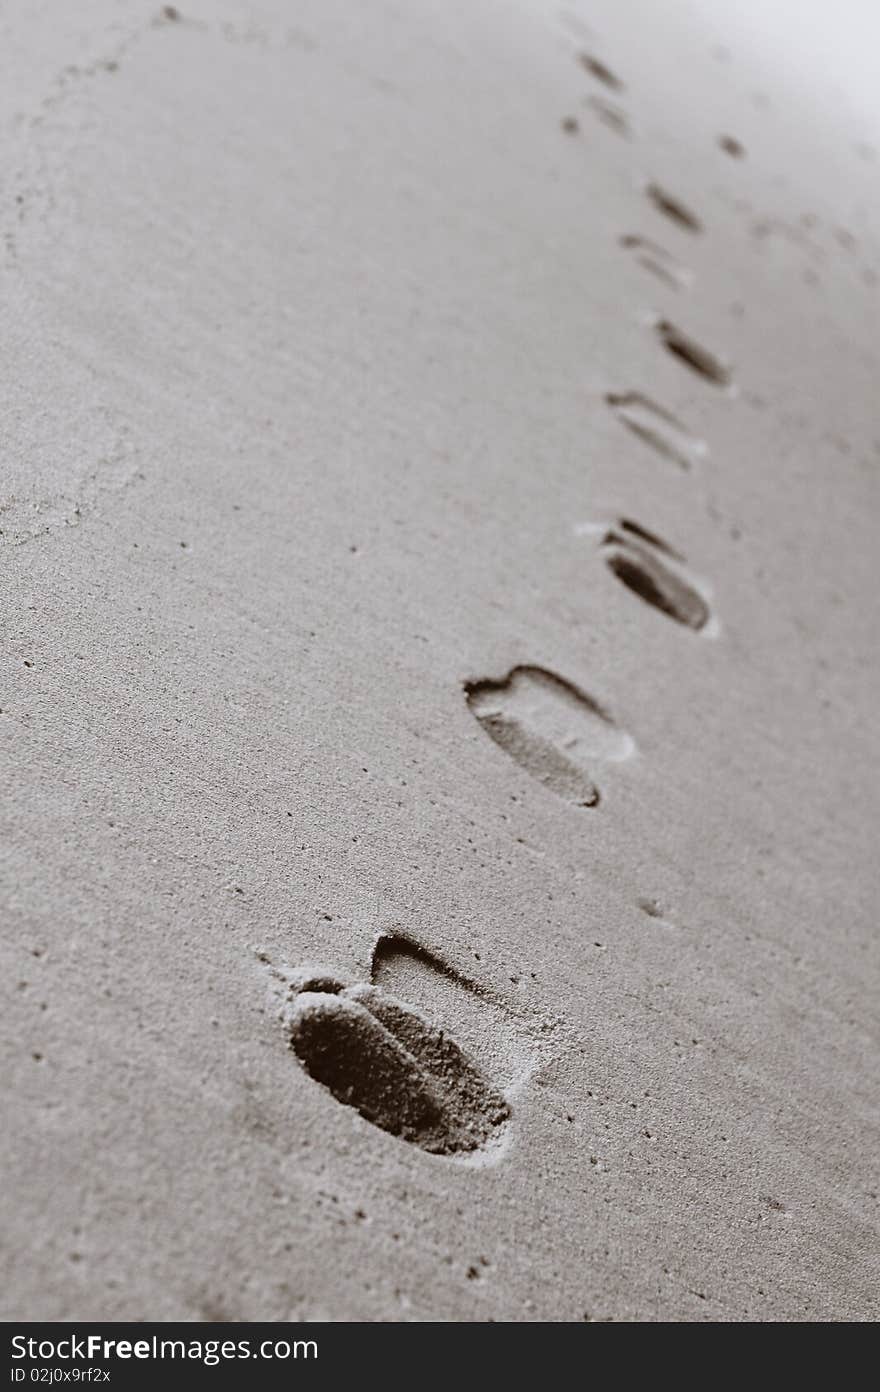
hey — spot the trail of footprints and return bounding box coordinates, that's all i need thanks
[565,48,738,468]
[280,35,755,1158]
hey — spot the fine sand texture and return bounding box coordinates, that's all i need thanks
[2,0,879,1320]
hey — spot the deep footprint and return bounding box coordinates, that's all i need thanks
[286,973,509,1156]
[655,319,731,387]
[598,521,711,630]
[465,665,633,807]
[606,390,707,470]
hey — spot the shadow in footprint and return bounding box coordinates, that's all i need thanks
[606,391,707,470]
[372,932,531,1092]
[594,519,713,631]
[465,665,634,808]
[615,517,685,560]
[285,969,509,1157]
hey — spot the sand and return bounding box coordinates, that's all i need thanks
[2,0,878,1321]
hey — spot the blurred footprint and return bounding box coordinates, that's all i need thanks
[587,95,630,138]
[645,182,703,234]
[619,234,692,290]
[578,52,624,90]
[605,390,707,470]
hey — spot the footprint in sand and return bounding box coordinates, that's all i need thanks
[654,318,732,387]
[718,134,746,159]
[644,182,703,234]
[283,965,510,1157]
[586,94,631,138]
[578,52,624,91]
[605,390,707,470]
[579,517,715,632]
[619,235,692,291]
[465,665,634,808]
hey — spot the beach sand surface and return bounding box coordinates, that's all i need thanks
[2,0,878,1320]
